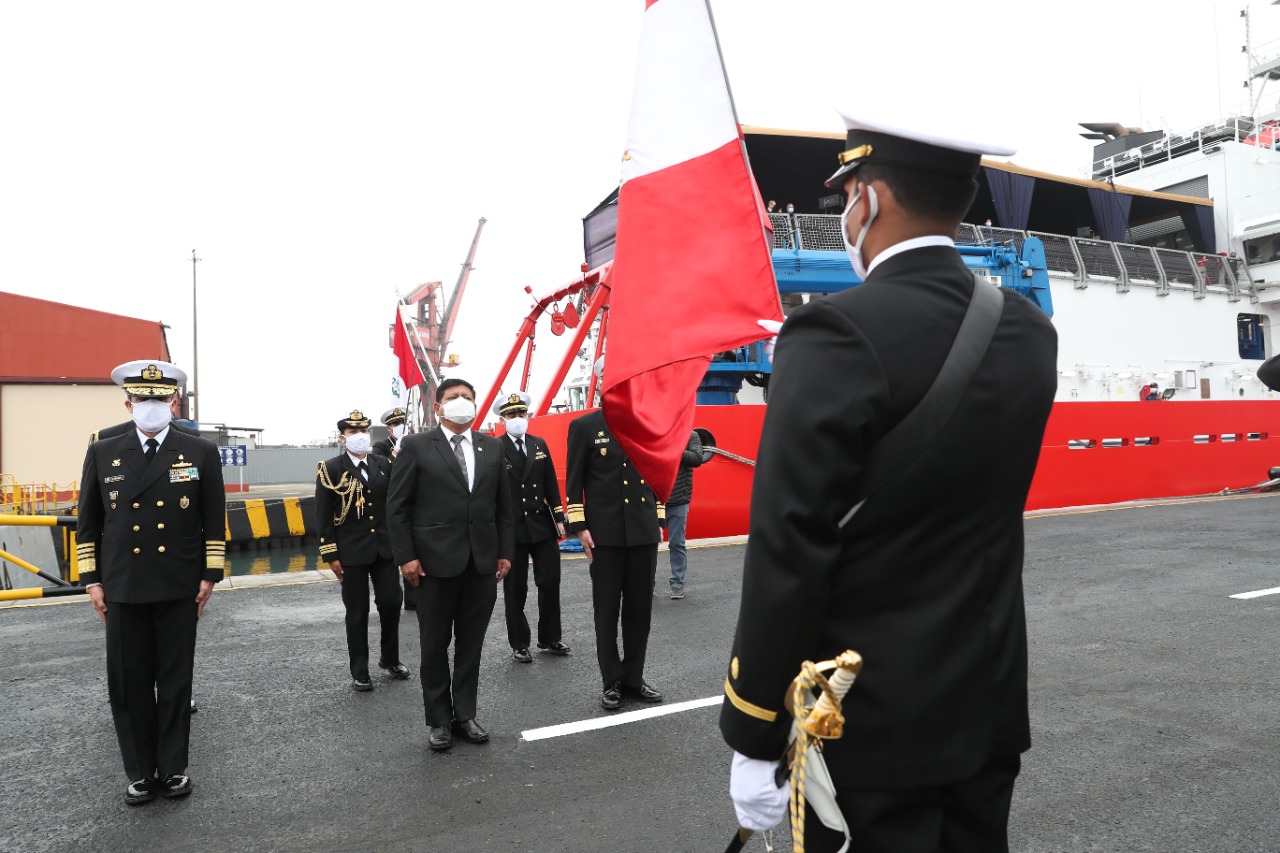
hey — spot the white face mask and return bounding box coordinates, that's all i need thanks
[441,396,477,425]
[840,185,879,281]
[343,433,371,455]
[390,424,406,440]
[504,417,529,438]
[131,399,172,433]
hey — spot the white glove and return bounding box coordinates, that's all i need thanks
[758,319,783,362]
[730,751,790,832]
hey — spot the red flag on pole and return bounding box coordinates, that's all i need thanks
[392,310,427,389]
[602,0,782,501]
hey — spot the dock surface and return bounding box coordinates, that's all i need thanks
[3,493,1279,852]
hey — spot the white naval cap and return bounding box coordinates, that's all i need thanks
[110,360,186,397]
[825,104,1017,188]
[493,390,532,417]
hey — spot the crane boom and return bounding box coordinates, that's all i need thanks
[441,217,486,352]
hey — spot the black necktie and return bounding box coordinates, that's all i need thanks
[516,438,525,456]
[144,438,158,465]
[358,461,368,481]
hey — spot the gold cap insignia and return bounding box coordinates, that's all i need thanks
[349,410,364,420]
[837,143,873,166]
[180,495,190,509]
[508,394,521,405]
[142,364,162,380]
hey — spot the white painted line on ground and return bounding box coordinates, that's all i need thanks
[1229,586,1280,600]
[521,695,721,742]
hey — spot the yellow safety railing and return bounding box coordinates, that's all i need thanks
[0,476,78,515]
[0,513,83,598]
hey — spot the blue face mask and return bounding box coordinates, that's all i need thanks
[840,184,879,280]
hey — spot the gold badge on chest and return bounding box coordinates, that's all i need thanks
[600,448,607,456]
[180,495,190,509]
[109,491,119,501]
[112,459,121,467]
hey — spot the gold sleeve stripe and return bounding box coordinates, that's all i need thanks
[566,507,586,524]
[205,542,226,571]
[319,544,337,555]
[77,543,97,572]
[657,504,666,521]
[723,678,778,723]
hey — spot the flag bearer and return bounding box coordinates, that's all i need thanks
[565,365,666,711]
[77,360,226,805]
[315,410,407,692]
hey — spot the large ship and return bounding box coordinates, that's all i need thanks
[465,34,1280,540]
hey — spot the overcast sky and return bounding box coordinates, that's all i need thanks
[1,0,1269,443]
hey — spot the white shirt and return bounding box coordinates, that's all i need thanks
[136,424,170,450]
[446,428,476,491]
[866,235,956,277]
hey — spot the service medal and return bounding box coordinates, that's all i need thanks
[180,496,190,509]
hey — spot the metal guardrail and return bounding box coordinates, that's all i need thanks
[0,476,78,514]
[0,513,81,600]
[770,214,1253,301]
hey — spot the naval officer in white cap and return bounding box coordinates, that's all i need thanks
[721,108,1058,851]
[77,360,226,805]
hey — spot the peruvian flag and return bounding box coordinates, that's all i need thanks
[602,0,782,501]
[392,307,427,390]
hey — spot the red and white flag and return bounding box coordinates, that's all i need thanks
[392,307,427,390]
[602,0,782,501]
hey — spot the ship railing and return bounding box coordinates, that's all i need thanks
[772,212,1256,302]
[0,477,79,515]
[1090,116,1260,180]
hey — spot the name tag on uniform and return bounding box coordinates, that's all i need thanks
[104,474,125,483]
[169,466,201,483]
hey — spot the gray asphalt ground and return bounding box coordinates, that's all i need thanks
[3,493,1280,852]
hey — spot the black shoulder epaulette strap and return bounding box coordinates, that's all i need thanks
[840,280,1004,528]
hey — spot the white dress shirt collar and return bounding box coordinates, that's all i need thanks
[866,235,955,277]
[136,424,170,449]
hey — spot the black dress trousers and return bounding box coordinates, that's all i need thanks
[416,560,498,727]
[588,544,657,689]
[105,598,198,780]
[503,537,562,650]
[340,560,402,679]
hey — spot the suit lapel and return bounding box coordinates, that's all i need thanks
[432,428,469,489]
[130,429,179,496]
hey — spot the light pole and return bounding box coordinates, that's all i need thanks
[192,249,201,422]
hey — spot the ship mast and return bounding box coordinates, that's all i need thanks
[1244,3,1280,118]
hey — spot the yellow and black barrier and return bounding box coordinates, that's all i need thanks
[224,496,314,543]
[0,585,88,602]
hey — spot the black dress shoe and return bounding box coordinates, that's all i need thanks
[378,660,411,680]
[158,774,193,799]
[453,718,490,744]
[189,699,198,713]
[124,777,158,806]
[601,681,623,711]
[624,681,663,703]
[428,725,453,752]
[537,641,571,656]
[352,676,374,692]
[512,647,532,663]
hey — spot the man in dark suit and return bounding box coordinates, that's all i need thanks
[721,109,1058,850]
[77,360,226,805]
[387,378,514,752]
[315,409,407,692]
[492,391,570,663]
[565,394,666,711]
[372,407,418,612]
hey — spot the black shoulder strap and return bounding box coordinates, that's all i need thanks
[839,280,1005,528]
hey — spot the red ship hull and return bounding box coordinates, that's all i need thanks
[535,401,1280,540]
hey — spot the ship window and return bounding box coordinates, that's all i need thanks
[1237,313,1267,360]
[1243,234,1280,265]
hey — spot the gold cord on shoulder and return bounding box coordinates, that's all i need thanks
[317,462,365,525]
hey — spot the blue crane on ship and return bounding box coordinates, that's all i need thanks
[697,227,1054,403]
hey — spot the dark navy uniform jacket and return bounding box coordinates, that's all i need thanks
[564,409,665,547]
[314,452,393,566]
[77,428,227,602]
[500,433,564,545]
[720,245,1058,789]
